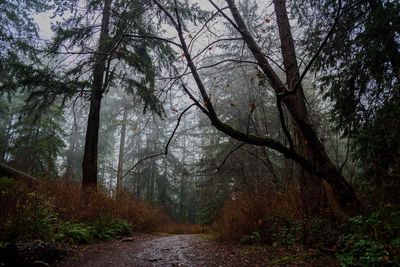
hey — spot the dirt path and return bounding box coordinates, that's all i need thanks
[57,234,338,267]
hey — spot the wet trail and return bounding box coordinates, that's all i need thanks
[131,235,201,266]
[58,234,338,267]
[59,234,216,267]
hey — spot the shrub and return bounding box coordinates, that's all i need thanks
[92,217,131,240]
[301,217,341,248]
[37,180,168,232]
[56,218,131,244]
[1,178,168,244]
[155,223,204,234]
[272,220,302,247]
[113,191,168,231]
[212,186,302,244]
[337,207,400,266]
[37,180,114,222]
[56,223,95,244]
[0,178,58,242]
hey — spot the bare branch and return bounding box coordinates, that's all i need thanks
[123,34,182,48]
[225,0,287,94]
[198,58,259,70]
[211,142,247,175]
[208,1,240,31]
[192,37,243,61]
[122,104,195,178]
[181,84,209,115]
[153,0,314,175]
[187,6,230,49]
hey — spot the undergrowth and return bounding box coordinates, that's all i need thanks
[337,206,400,266]
[211,186,400,266]
[155,223,204,235]
[211,187,302,244]
[0,177,168,245]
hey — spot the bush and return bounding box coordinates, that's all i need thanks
[113,191,168,231]
[0,178,58,242]
[56,223,95,244]
[37,180,167,232]
[155,223,204,234]
[301,217,341,248]
[337,207,400,266]
[211,186,302,244]
[272,220,302,247]
[92,217,131,241]
[1,178,168,244]
[56,218,131,244]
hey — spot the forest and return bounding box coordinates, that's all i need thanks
[0,0,399,266]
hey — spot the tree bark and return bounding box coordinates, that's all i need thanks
[64,117,78,179]
[135,135,142,199]
[116,106,128,197]
[0,115,13,162]
[273,0,327,217]
[82,0,112,189]
[179,136,187,219]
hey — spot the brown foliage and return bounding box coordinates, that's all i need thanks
[113,190,168,231]
[212,186,302,241]
[155,223,204,235]
[30,179,167,231]
[0,179,58,241]
[0,180,167,234]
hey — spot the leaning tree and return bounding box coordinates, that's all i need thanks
[150,0,363,214]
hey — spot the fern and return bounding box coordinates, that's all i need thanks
[56,223,95,244]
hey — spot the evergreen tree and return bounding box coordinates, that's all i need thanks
[292,0,400,189]
[0,92,65,177]
[47,0,175,188]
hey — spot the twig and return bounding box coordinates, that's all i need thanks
[123,34,182,48]
[122,104,195,178]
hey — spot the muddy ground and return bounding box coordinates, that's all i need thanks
[57,234,338,267]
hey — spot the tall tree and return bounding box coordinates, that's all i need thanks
[81,0,112,188]
[0,92,65,177]
[273,0,327,217]
[116,105,128,196]
[49,0,174,189]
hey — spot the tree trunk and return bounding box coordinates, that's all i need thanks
[261,148,279,185]
[273,0,328,217]
[116,106,128,197]
[225,0,361,214]
[82,0,112,190]
[0,115,13,162]
[135,135,142,199]
[64,117,78,179]
[29,124,40,175]
[179,136,187,219]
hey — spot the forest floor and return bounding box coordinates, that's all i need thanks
[57,233,338,267]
